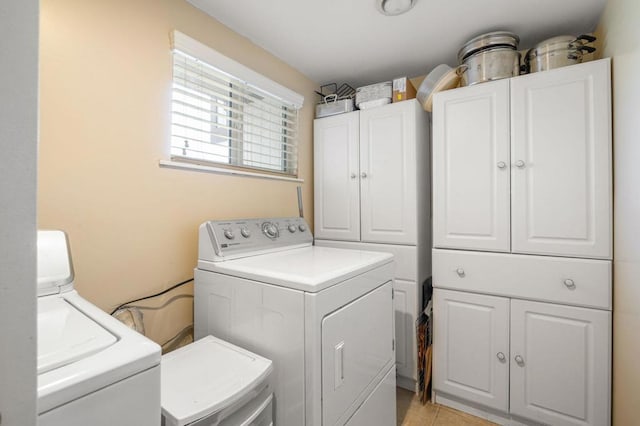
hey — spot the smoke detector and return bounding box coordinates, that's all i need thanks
[377,0,416,16]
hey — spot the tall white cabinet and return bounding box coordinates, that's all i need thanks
[314,99,431,390]
[432,59,612,426]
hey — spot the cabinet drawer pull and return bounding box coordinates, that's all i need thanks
[563,279,576,289]
[515,160,526,168]
[497,161,506,169]
[496,352,506,362]
[456,268,465,277]
[350,173,357,179]
[514,355,525,366]
[360,172,368,179]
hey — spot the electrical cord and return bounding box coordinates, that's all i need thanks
[110,278,194,315]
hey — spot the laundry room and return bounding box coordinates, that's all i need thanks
[1,0,639,425]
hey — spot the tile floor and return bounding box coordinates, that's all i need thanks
[396,388,497,426]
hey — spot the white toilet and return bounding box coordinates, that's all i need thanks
[160,335,274,426]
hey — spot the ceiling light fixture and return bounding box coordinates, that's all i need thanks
[377,0,416,16]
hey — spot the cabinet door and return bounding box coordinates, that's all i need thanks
[393,279,418,382]
[433,289,509,411]
[433,80,511,252]
[313,111,360,241]
[510,299,611,426]
[511,59,612,259]
[359,101,419,244]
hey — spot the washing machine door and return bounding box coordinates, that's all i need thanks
[321,282,394,425]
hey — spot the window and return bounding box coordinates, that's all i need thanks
[170,31,303,176]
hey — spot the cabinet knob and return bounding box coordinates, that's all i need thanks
[496,352,506,362]
[350,173,357,179]
[361,172,368,179]
[456,268,465,277]
[497,161,506,169]
[515,160,526,168]
[514,355,525,366]
[563,278,576,289]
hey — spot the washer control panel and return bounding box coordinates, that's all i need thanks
[200,217,313,261]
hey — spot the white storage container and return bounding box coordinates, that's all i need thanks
[355,81,392,109]
[315,96,355,118]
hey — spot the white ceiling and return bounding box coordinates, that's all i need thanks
[187,0,606,88]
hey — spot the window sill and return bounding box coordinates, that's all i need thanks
[159,160,304,183]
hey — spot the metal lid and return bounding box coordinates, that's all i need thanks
[528,35,582,58]
[458,31,520,63]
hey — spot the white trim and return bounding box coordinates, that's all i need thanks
[171,30,304,109]
[159,160,304,183]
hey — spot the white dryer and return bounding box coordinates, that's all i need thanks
[37,231,161,426]
[194,217,397,426]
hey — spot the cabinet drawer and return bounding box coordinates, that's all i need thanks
[433,249,611,310]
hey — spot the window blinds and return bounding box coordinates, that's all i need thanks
[170,32,302,176]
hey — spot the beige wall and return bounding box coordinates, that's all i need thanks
[38,0,318,346]
[596,0,640,424]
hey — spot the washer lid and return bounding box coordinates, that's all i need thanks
[37,230,74,296]
[161,335,273,426]
[38,297,117,374]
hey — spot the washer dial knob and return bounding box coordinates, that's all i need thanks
[298,224,307,232]
[240,227,251,238]
[288,225,297,233]
[262,222,279,239]
[223,229,235,240]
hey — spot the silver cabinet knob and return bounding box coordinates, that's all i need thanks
[456,268,465,277]
[497,352,506,362]
[497,161,506,169]
[564,278,576,289]
[514,355,525,366]
[361,172,368,179]
[515,160,526,168]
[350,173,357,179]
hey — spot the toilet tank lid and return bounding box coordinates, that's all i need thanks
[37,230,74,296]
[161,335,273,426]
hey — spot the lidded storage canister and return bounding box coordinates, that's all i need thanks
[457,31,520,86]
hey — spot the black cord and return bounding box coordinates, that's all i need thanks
[110,278,194,315]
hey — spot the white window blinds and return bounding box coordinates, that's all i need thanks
[170,31,303,176]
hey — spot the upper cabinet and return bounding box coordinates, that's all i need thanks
[314,100,429,245]
[433,59,612,260]
[314,112,361,241]
[432,79,511,252]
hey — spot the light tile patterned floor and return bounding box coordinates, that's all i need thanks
[396,388,498,426]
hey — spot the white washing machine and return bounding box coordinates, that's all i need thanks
[194,217,397,426]
[37,230,161,426]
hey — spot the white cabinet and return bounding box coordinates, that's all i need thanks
[510,62,612,259]
[432,79,511,252]
[432,60,612,426]
[510,300,611,426]
[359,103,418,244]
[433,290,509,412]
[433,289,611,426]
[314,100,431,391]
[315,100,426,245]
[393,279,418,380]
[313,112,360,241]
[433,59,612,260]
